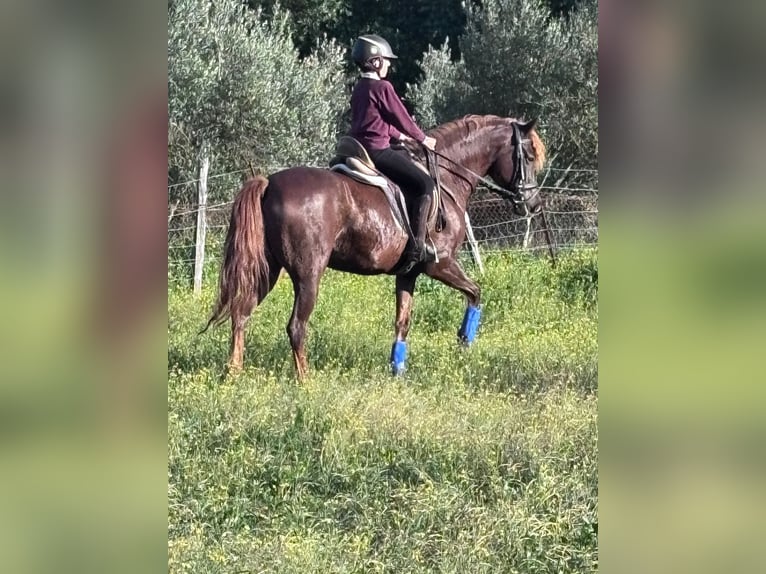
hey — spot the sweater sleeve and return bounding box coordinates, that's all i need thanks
[378,82,427,143]
[388,124,403,141]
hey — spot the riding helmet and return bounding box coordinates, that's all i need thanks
[352,34,398,67]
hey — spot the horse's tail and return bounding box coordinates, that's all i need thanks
[202,176,270,332]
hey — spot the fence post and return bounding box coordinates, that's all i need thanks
[464,212,484,274]
[522,215,532,249]
[193,146,210,294]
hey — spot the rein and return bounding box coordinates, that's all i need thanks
[422,126,556,267]
[428,146,541,212]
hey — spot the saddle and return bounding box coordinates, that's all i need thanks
[329,136,445,237]
[332,137,378,176]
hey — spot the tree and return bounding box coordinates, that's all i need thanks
[333,0,469,99]
[247,0,348,57]
[409,0,598,188]
[168,0,347,202]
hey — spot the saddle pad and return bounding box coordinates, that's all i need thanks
[330,163,388,190]
[346,156,379,177]
[330,164,409,233]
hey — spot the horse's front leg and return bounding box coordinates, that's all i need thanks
[426,258,482,346]
[390,274,417,375]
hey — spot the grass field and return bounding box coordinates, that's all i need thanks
[168,248,598,573]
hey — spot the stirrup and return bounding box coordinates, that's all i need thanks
[425,237,439,263]
[421,243,437,262]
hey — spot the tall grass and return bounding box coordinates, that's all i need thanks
[168,248,597,573]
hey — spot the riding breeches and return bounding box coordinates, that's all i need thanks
[368,147,434,198]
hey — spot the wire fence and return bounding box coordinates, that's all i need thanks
[168,165,598,282]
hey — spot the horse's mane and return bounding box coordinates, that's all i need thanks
[428,114,546,172]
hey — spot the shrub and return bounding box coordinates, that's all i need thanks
[168,0,348,200]
[409,0,598,189]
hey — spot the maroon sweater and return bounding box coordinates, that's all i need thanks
[349,77,427,151]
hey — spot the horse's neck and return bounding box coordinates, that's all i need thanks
[441,122,504,201]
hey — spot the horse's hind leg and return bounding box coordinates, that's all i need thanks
[426,259,482,345]
[286,270,321,380]
[229,259,282,372]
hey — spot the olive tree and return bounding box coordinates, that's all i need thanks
[409,0,598,189]
[168,0,348,202]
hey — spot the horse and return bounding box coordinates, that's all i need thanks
[204,114,546,378]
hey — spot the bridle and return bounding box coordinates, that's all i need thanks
[427,121,541,214]
[423,121,556,266]
[510,121,542,212]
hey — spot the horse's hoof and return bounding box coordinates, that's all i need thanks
[391,363,406,376]
[226,363,243,376]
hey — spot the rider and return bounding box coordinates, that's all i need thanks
[349,34,438,265]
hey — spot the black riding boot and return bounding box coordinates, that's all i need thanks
[405,195,437,265]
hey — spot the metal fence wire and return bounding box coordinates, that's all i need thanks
[167,168,598,277]
[467,188,597,250]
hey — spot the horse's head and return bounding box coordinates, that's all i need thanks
[488,118,546,216]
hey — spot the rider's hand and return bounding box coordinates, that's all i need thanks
[422,136,436,150]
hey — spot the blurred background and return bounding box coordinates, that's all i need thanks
[600,0,766,572]
[0,0,764,571]
[0,0,166,572]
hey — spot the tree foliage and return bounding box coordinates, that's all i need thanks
[247,0,472,97]
[246,0,348,56]
[168,0,347,201]
[408,0,598,188]
[332,0,469,98]
[168,0,598,197]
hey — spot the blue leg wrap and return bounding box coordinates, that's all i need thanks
[390,340,408,376]
[458,305,482,345]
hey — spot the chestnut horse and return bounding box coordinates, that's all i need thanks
[205,115,546,378]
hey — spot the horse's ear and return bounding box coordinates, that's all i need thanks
[520,117,538,133]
